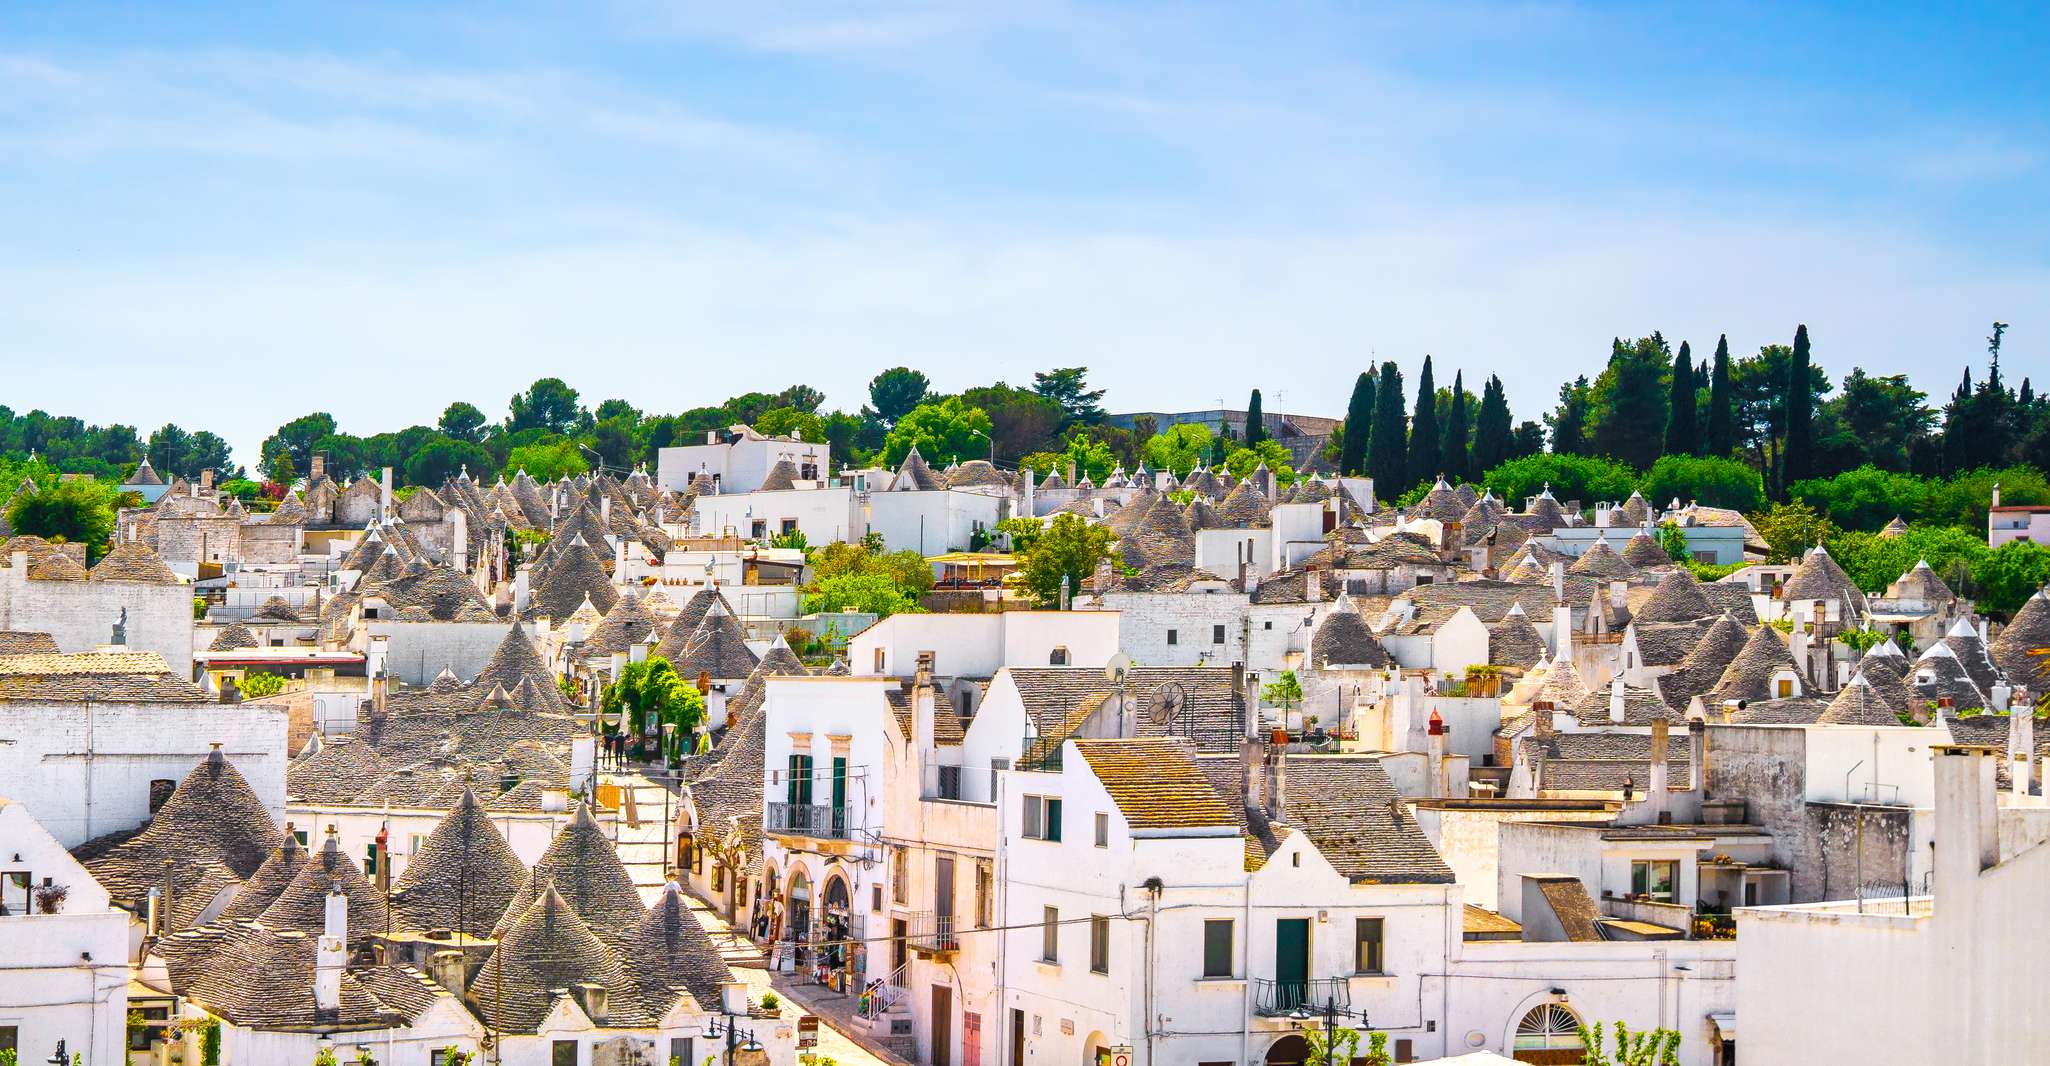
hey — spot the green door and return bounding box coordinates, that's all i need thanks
[1275,918,1310,1012]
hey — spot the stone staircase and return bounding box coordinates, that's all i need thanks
[600,771,684,902]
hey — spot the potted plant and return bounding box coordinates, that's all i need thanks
[34,881,69,914]
[758,991,782,1017]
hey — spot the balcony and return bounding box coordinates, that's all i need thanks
[765,802,853,840]
[905,910,960,955]
[1253,977,1350,1018]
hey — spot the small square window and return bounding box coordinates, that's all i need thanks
[1167,629,1179,646]
[1264,621,1273,631]
[1202,919,1233,978]
[1024,796,1063,841]
[1089,915,1110,974]
[1094,812,1109,848]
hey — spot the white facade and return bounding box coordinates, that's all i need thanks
[849,611,1121,680]
[657,431,828,496]
[0,561,196,674]
[867,490,1004,557]
[0,797,131,1066]
[689,486,863,546]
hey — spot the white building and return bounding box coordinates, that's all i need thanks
[0,795,131,1066]
[657,425,828,496]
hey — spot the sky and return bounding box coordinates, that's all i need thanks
[2,2,2046,470]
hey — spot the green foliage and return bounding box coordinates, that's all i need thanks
[882,397,994,467]
[1369,361,1408,491]
[1244,389,1268,446]
[1639,454,1765,514]
[1143,423,1213,476]
[1302,1024,1363,1065]
[1789,465,1932,531]
[1663,341,1698,457]
[503,439,587,481]
[1482,453,1636,512]
[806,573,925,616]
[1339,372,1375,477]
[1575,1019,1681,1066]
[1705,334,1735,457]
[1017,512,1117,609]
[1223,437,1298,488]
[507,377,584,435]
[439,401,489,443]
[260,412,339,482]
[1472,374,1514,473]
[1654,520,1691,562]
[145,424,238,480]
[1588,334,1673,471]
[866,367,932,427]
[1974,540,2050,617]
[602,658,706,749]
[314,1049,339,1066]
[198,1016,221,1065]
[1823,525,1987,596]
[1408,356,1440,487]
[996,516,1045,555]
[238,671,286,699]
[405,434,493,487]
[437,1049,472,1066]
[1681,557,1751,582]
[755,406,825,442]
[1925,465,2050,530]
[1840,627,1890,653]
[1262,670,1304,711]
[1753,500,1838,564]
[6,476,122,561]
[1034,367,1107,428]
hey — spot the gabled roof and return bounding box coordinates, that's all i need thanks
[1272,755,1455,884]
[1072,738,1237,832]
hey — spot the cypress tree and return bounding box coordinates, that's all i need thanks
[1472,375,1513,473]
[1705,335,1734,457]
[1339,372,1374,476]
[1663,340,1698,456]
[1784,324,1814,486]
[1442,370,1470,482]
[1369,361,1407,492]
[1244,389,1267,446]
[1408,356,1440,489]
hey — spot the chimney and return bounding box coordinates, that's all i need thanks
[913,651,937,753]
[1609,579,1626,611]
[600,496,611,526]
[1022,467,1036,518]
[200,467,215,492]
[1425,712,1445,799]
[513,565,532,615]
[1552,604,1574,663]
[310,453,326,482]
[1549,561,1565,602]
[315,883,347,1013]
[2009,693,2034,800]
[614,533,628,576]
[1305,568,1322,603]
[1608,677,1627,724]
[448,507,468,572]
[1931,745,2000,905]
[1646,718,1671,821]
[1688,718,1708,801]
[1991,481,2002,509]
[372,669,389,716]
[379,466,393,519]
[430,949,467,997]
[1266,749,1288,819]
[1533,700,1555,737]
[1232,661,1251,737]
[571,981,610,1024]
[721,980,749,1015]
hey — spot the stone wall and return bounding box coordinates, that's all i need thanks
[0,567,196,673]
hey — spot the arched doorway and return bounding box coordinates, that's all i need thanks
[1083,1031,1112,1065]
[785,867,812,970]
[1512,1003,1585,1064]
[1264,1033,1310,1065]
[818,873,854,990]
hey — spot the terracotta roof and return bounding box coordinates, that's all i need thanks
[1073,738,1237,830]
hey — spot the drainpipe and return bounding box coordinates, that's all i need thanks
[1239,870,1255,1066]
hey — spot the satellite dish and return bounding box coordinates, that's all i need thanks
[1150,683,1184,727]
[1104,653,1133,685]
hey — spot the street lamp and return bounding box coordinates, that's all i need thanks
[1291,996,1371,1066]
[705,1013,766,1066]
[968,428,994,464]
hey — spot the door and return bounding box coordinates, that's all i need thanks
[1010,1008,1025,1066]
[931,984,953,1066]
[831,757,849,835]
[935,855,957,948]
[963,1011,982,1066]
[1274,918,1310,1012]
[892,918,908,974]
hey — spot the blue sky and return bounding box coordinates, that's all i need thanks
[2,2,2046,468]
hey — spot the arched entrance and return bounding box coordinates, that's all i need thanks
[785,867,813,970]
[1083,1030,1112,1065]
[818,873,854,990]
[1264,1033,1310,1065]
[1512,1003,1585,1064]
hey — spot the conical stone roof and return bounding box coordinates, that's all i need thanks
[390,788,529,938]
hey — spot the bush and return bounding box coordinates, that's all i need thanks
[1924,465,2050,530]
[1753,500,1838,564]
[1824,525,1988,596]
[1974,540,2050,617]
[1789,465,1933,532]
[5,476,121,562]
[238,671,286,699]
[804,573,924,617]
[1482,454,1636,512]
[1639,455,1765,514]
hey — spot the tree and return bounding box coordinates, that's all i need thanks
[804,573,924,617]
[1784,324,1816,485]
[260,412,339,483]
[754,406,825,443]
[1441,370,1471,482]
[1705,334,1735,456]
[1655,520,1691,562]
[593,398,640,425]
[1023,433,1118,484]
[1639,455,1765,514]
[1142,423,1213,476]
[1588,334,1670,471]
[1338,372,1375,477]
[507,378,583,435]
[503,439,587,481]
[1575,1019,1682,1066]
[1548,376,1592,456]
[145,423,190,477]
[1472,375,1513,474]
[601,657,706,761]
[1975,540,2050,617]
[6,477,121,561]
[591,416,636,471]
[238,671,286,699]
[1224,438,1299,487]
[1032,368,1107,428]
[1510,421,1548,460]
[1733,342,1831,500]
[962,384,1063,462]
[1816,369,1934,475]
[1664,341,1698,457]
[435,401,487,444]
[1261,670,1304,717]
[1753,500,1838,564]
[1790,466,1933,532]
[1408,356,1440,489]
[405,435,493,487]
[1368,362,1408,491]
[1017,512,1117,608]
[866,367,932,428]
[881,398,994,467]
[1482,454,1636,511]
[1244,389,1268,446]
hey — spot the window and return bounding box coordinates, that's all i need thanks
[1212,624,1226,645]
[1631,860,1678,903]
[750,519,767,539]
[1202,919,1234,978]
[712,864,725,892]
[364,841,380,877]
[551,1040,579,1066]
[781,518,799,535]
[0,1026,15,1054]
[1354,917,1384,974]
[1089,915,1110,974]
[1264,621,1273,630]
[1023,795,1063,841]
[1775,677,1794,698]
[893,847,909,904]
[293,828,309,846]
[991,758,1004,801]
[873,884,884,912]
[1041,906,1059,962]
[786,753,814,808]
[1514,1005,1584,1053]
[669,1038,694,1066]
[938,765,962,799]
[874,647,887,672]
[128,1006,167,1051]
[1094,812,1109,848]
[1050,646,1069,665]
[1167,628,1178,646]
[975,862,993,927]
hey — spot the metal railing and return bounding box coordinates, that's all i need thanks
[860,960,911,1020]
[764,801,853,840]
[906,910,960,953]
[1253,977,1350,1017]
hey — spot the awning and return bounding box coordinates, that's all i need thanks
[1708,1011,1736,1040]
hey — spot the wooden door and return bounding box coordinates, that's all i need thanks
[931,984,953,1066]
[1274,918,1310,1012]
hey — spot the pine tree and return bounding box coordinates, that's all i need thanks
[1369,361,1408,492]
[1442,370,1471,482]
[1472,375,1513,473]
[1549,376,1591,456]
[1338,372,1374,477]
[1705,335,1735,457]
[1408,356,1441,488]
[1783,324,1815,486]
[1245,389,1268,446]
[1943,367,1974,475]
[1663,340,1698,457]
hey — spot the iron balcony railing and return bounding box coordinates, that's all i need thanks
[764,801,853,840]
[906,910,960,953]
[1253,977,1351,1018]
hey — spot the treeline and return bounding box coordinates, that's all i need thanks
[0,407,237,483]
